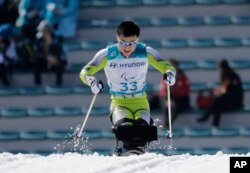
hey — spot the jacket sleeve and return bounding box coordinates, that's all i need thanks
[146,46,175,74]
[79,48,108,85]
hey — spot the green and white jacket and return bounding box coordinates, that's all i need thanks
[80,43,175,110]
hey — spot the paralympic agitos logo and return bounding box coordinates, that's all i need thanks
[120,72,135,81]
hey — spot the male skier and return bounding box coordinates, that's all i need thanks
[80,21,176,155]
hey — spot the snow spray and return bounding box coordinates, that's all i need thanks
[53,125,92,154]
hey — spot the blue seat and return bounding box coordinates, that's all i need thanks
[45,86,72,94]
[91,0,116,7]
[243,82,250,91]
[190,82,209,91]
[82,19,108,28]
[0,131,20,140]
[79,0,91,7]
[47,130,72,139]
[214,38,242,47]
[223,0,249,4]
[28,107,55,117]
[196,0,222,5]
[204,16,231,25]
[170,0,195,5]
[212,128,240,137]
[72,86,91,94]
[78,20,94,28]
[101,130,115,139]
[133,18,152,27]
[55,107,82,116]
[229,60,250,69]
[231,16,250,25]
[1,108,28,117]
[83,130,103,139]
[240,127,250,137]
[0,87,18,96]
[224,147,249,154]
[20,131,47,140]
[188,38,214,47]
[197,60,217,70]
[143,0,170,6]
[179,60,198,70]
[143,39,162,48]
[106,19,124,28]
[117,0,143,6]
[64,41,81,51]
[196,147,222,155]
[241,38,250,46]
[185,127,212,137]
[151,17,178,26]
[90,106,109,115]
[81,41,111,50]
[161,39,188,48]
[19,86,45,95]
[178,17,204,26]
[66,63,83,73]
[172,128,185,137]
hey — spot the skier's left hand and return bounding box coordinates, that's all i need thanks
[164,70,176,86]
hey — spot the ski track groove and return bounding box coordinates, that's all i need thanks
[90,157,137,173]
[116,154,166,173]
[91,154,158,173]
[89,153,166,173]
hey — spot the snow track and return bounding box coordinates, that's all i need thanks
[0,152,249,173]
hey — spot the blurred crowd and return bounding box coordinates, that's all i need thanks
[150,58,244,128]
[0,0,79,86]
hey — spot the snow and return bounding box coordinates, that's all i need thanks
[0,152,249,173]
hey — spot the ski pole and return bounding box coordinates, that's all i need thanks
[76,93,98,138]
[167,85,173,139]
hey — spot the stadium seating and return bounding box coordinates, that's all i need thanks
[1,0,250,156]
[91,0,116,7]
[64,37,250,50]
[78,16,250,28]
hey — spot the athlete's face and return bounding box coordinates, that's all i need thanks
[117,35,138,58]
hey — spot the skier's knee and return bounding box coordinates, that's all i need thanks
[111,106,134,126]
[134,109,153,125]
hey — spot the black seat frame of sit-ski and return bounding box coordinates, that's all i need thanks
[112,125,158,149]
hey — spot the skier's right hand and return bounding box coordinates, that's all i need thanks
[164,70,176,86]
[90,80,104,94]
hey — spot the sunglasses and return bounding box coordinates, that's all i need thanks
[118,39,138,47]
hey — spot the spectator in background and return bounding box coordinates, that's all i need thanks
[159,59,190,127]
[196,59,244,127]
[33,20,67,85]
[45,0,79,39]
[0,23,17,86]
[16,0,46,42]
[0,0,19,25]
[0,35,10,86]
